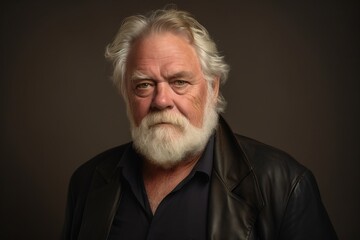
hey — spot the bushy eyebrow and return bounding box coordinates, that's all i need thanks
[169,71,193,80]
[129,70,194,82]
[130,71,152,81]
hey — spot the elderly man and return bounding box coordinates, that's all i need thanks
[62,8,337,240]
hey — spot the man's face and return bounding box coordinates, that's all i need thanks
[125,32,211,128]
[124,31,219,167]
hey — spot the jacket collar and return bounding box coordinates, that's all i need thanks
[208,116,265,239]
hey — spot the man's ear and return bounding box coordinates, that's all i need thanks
[211,77,220,103]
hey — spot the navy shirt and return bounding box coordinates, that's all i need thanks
[107,136,214,240]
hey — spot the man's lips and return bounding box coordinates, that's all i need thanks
[152,122,173,126]
[149,121,182,129]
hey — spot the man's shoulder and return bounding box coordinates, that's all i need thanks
[234,134,308,179]
[70,143,131,187]
[231,134,314,210]
[217,117,307,178]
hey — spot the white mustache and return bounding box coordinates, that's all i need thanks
[143,111,189,129]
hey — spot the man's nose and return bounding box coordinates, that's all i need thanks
[151,83,174,110]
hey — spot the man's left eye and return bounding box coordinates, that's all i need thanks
[172,80,188,87]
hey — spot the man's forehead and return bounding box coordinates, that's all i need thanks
[125,32,202,81]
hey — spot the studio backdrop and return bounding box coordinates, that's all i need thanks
[1,1,359,239]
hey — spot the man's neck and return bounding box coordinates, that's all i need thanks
[142,154,201,214]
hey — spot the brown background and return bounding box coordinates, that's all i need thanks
[1,1,359,239]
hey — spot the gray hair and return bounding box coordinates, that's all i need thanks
[105,8,230,112]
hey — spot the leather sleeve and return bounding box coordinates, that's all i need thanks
[61,159,98,240]
[61,170,90,240]
[278,170,338,240]
[61,145,127,240]
[62,177,75,240]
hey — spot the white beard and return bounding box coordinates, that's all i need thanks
[130,97,218,169]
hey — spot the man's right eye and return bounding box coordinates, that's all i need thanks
[134,81,154,97]
[136,82,152,89]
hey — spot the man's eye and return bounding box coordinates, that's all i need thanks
[136,82,152,89]
[134,82,154,97]
[172,80,188,87]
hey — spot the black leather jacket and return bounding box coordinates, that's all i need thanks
[62,117,337,240]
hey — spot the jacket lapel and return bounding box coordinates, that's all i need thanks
[77,155,122,240]
[208,117,265,240]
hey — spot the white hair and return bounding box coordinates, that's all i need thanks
[105,8,230,112]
